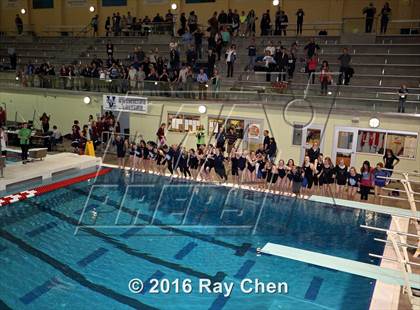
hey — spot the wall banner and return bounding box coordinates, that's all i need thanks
[65,0,88,7]
[103,95,148,114]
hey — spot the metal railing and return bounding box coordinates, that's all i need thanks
[362,169,420,309]
[342,18,420,36]
[1,74,419,114]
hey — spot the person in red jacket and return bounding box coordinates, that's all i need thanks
[307,55,318,84]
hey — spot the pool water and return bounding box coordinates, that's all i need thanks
[0,169,391,309]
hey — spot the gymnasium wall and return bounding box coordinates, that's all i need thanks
[1,0,419,35]
[1,89,419,174]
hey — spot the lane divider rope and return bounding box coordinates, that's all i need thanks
[0,168,112,207]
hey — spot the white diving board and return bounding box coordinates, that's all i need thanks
[309,195,420,219]
[261,242,420,290]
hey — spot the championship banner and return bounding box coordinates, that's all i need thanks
[103,95,148,114]
[65,0,88,7]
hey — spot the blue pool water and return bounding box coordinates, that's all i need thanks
[0,169,391,309]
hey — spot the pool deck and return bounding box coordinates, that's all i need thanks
[0,153,101,191]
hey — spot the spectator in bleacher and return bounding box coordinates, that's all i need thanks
[265,40,276,56]
[0,107,6,127]
[207,48,216,76]
[397,84,408,113]
[186,45,197,67]
[169,47,180,71]
[287,48,296,80]
[128,66,138,90]
[214,30,223,61]
[188,11,198,33]
[210,69,221,99]
[138,65,146,90]
[232,10,240,36]
[227,9,234,26]
[121,15,129,36]
[105,17,111,37]
[193,28,203,59]
[91,14,99,37]
[307,54,318,84]
[208,12,219,37]
[280,11,288,36]
[247,38,257,71]
[181,30,193,46]
[296,8,304,35]
[379,2,391,34]
[239,11,247,36]
[304,38,320,59]
[260,10,271,36]
[115,12,121,36]
[246,10,257,37]
[275,47,288,82]
[218,10,228,25]
[275,9,282,35]
[221,25,231,46]
[225,44,237,78]
[15,14,23,35]
[319,61,332,95]
[128,12,135,34]
[338,48,352,85]
[8,47,17,70]
[197,68,208,99]
[179,13,187,35]
[362,3,376,33]
[263,50,276,82]
[106,41,114,58]
[59,65,67,89]
[178,64,188,94]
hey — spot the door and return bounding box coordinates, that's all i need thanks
[300,125,324,164]
[332,127,358,167]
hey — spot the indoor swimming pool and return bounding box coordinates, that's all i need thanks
[0,168,391,309]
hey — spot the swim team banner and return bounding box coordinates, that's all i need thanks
[103,95,148,114]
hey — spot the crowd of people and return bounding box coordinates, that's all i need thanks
[88,122,400,204]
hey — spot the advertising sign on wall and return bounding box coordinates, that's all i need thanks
[103,95,148,114]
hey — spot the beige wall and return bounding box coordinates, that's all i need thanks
[1,89,418,173]
[1,0,419,35]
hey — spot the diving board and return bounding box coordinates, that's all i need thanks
[261,242,420,290]
[309,195,420,219]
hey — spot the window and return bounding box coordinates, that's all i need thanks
[356,130,386,155]
[33,0,53,9]
[208,118,244,139]
[385,133,417,159]
[102,0,127,6]
[355,129,418,159]
[167,113,200,133]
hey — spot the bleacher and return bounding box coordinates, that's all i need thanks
[0,33,419,114]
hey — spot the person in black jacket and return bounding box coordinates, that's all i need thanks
[276,47,289,82]
[307,142,320,163]
[207,48,216,76]
[296,9,304,35]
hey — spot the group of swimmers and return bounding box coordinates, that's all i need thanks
[111,134,400,204]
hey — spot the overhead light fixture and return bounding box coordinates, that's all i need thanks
[171,3,177,10]
[369,117,380,128]
[272,0,279,6]
[198,105,207,114]
[89,6,95,13]
[20,8,26,15]
[83,96,91,104]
